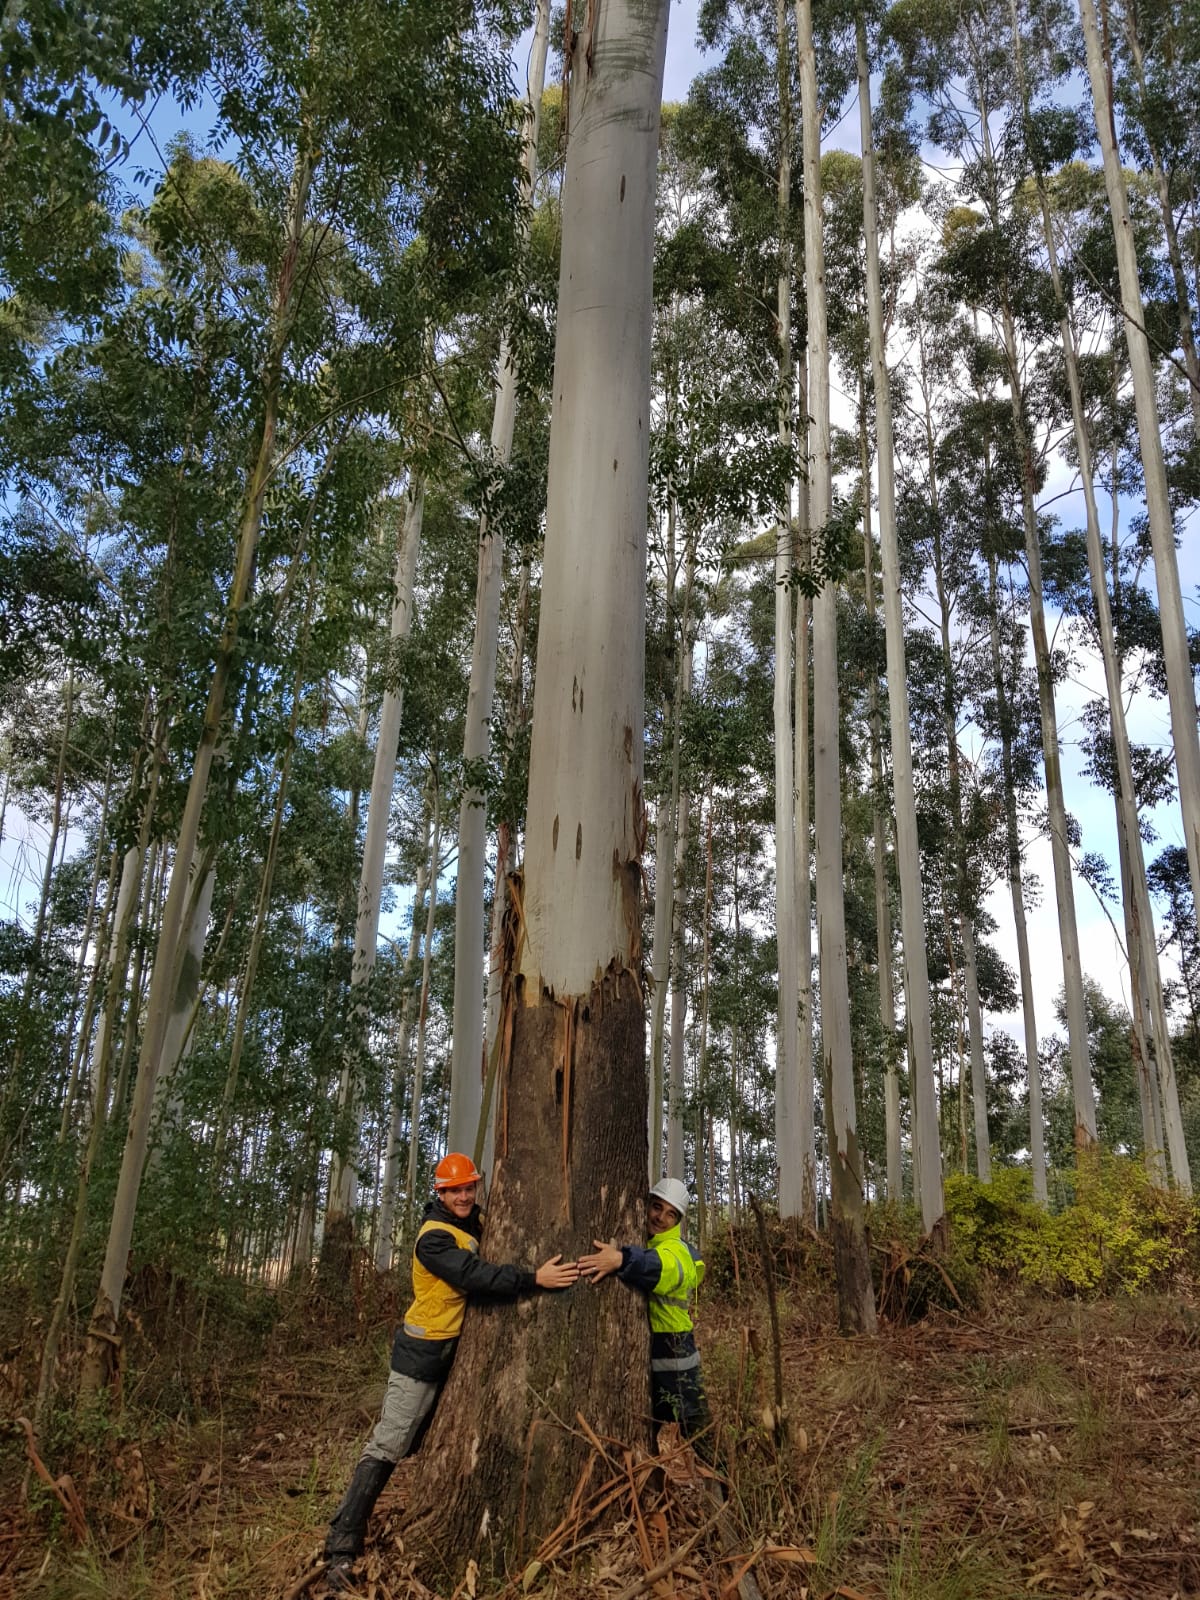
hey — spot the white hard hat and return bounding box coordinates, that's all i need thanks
[649,1177,690,1218]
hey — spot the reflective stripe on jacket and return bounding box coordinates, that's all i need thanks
[402,1216,479,1342]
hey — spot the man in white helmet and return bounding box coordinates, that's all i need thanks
[579,1177,709,1439]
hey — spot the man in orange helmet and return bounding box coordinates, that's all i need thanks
[322,1152,577,1592]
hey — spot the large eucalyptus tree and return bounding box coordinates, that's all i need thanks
[413,0,671,1564]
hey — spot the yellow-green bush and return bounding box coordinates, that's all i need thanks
[944,1156,1197,1295]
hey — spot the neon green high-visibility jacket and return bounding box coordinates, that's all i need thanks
[642,1223,705,1334]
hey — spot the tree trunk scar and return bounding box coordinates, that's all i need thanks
[575,822,582,860]
[552,814,559,850]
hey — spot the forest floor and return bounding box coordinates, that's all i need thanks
[4,1278,1200,1600]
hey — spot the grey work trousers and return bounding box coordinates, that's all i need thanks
[360,1370,441,1465]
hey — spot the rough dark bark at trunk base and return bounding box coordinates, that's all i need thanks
[317,1211,355,1304]
[827,1123,877,1336]
[412,966,650,1578]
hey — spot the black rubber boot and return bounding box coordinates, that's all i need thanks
[324,1456,395,1562]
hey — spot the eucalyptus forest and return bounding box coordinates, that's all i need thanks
[3,0,1200,1595]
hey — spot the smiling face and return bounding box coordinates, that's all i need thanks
[439,1181,479,1220]
[647,1195,682,1234]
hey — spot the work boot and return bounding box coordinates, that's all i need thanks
[324,1455,395,1562]
[318,1556,363,1597]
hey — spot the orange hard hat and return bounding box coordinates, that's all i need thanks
[434,1152,482,1190]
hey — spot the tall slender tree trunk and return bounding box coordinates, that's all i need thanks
[959,914,991,1180]
[1117,802,1168,1181]
[695,795,713,1244]
[480,556,533,1171]
[985,550,1047,1201]
[449,0,551,1151]
[774,0,802,1219]
[1118,8,1200,438]
[996,292,1096,1147]
[1079,0,1200,934]
[860,384,902,1199]
[404,772,442,1222]
[146,852,216,1161]
[647,520,676,1184]
[375,778,435,1271]
[1010,9,1187,1179]
[417,0,669,1562]
[79,141,318,1399]
[666,788,690,1176]
[797,0,875,1332]
[209,619,313,1188]
[666,545,694,1179]
[794,356,817,1222]
[856,15,941,1228]
[328,482,424,1236]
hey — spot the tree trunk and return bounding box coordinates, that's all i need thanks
[1117,800,1168,1181]
[958,914,991,1181]
[856,13,941,1229]
[648,490,678,1185]
[481,555,534,1171]
[996,292,1097,1148]
[774,0,802,1219]
[985,549,1047,1202]
[695,795,714,1244]
[329,482,424,1225]
[794,355,817,1223]
[1118,5,1200,438]
[1079,0,1200,936]
[449,0,551,1151]
[1011,10,1187,1178]
[797,0,875,1332]
[79,140,318,1399]
[415,0,668,1565]
[860,382,902,1200]
[667,783,690,1176]
[666,546,694,1179]
[404,773,443,1223]
[375,778,434,1272]
[146,852,216,1162]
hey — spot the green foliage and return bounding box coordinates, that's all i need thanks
[943,1158,1198,1294]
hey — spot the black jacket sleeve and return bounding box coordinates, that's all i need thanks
[415,1226,537,1299]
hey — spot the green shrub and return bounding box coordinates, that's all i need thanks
[944,1156,1197,1295]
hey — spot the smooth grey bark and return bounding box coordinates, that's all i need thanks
[146,854,216,1163]
[1117,3,1200,439]
[959,914,991,1182]
[479,553,533,1172]
[405,773,442,1221]
[448,0,550,1152]
[1010,8,1181,1175]
[859,384,902,1199]
[997,291,1097,1148]
[797,0,875,1331]
[985,550,1047,1202]
[793,355,816,1222]
[328,482,424,1224]
[856,16,941,1227]
[1079,0,1200,939]
[375,774,434,1270]
[666,547,694,1180]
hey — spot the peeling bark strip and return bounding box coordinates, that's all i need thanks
[417,970,650,1564]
